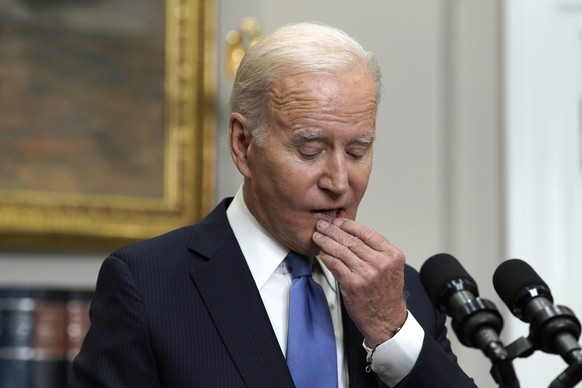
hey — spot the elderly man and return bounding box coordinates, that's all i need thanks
[70,22,475,387]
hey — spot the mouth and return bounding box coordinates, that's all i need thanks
[311,208,346,220]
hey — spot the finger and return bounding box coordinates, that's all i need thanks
[331,218,391,253]
[317,220,365,250]
[312,225,363,269]
[314,219,388,265]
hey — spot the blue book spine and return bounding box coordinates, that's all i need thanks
[0,288,37,388]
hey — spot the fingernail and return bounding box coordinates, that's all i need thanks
[317,220,330,229]
[333,218,344,226]
[313,231,322,240]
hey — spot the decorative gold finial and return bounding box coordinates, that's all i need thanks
[225,17,262,78]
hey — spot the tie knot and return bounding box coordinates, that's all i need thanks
[285,252,314,279]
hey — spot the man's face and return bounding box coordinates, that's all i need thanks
[236,67,377,256]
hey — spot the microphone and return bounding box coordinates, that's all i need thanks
[493,259,582,365]
[420,253,504,349]
[421,253,518,387]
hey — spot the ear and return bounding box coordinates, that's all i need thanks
[229,112,253,178]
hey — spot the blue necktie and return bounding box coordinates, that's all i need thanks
[285,251,338,388]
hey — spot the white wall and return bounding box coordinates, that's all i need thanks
[504,0,582,386]
[443,2,505,386]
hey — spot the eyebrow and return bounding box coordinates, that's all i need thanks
[294,131,321,142]
[294,131,376,145]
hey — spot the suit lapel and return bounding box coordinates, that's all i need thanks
[187,199,294,387]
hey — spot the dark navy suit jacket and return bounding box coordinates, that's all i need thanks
[70,198,475,387]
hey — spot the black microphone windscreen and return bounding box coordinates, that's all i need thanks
[493,258,550,309]
[420,253,476,305]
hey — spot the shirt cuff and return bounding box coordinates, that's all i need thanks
[362,310,424,387]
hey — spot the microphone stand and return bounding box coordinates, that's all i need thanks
[452,300,520,387]
[549,340,582,388]
[534,304,582,387]
[481,338,521,388]
[549,358,582,388]
[504,334,582,388]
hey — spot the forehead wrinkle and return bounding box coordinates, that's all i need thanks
[269,76,377,113]
[271,91,376,118]
[268,74,378,133]
[274,104,378,132]
[268,86,314,129]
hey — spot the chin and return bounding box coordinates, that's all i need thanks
[304,241,322,257]
[287,239,319,257]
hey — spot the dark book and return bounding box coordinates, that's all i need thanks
[0,287,94,388]
[0,288,37,388]
[65,289,93,379]
[31,289,69,388]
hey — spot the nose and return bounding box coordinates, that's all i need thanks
[318,153,349,194]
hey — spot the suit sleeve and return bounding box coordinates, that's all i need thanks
[69,255,161,388]
[394,316,477,387]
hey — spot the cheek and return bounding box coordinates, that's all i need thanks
[350,160,373,185]
[255,160,309,201]
[348,167,372,208]
[355,169,372,191]
[274,158,319,188]
[249,153,289,190]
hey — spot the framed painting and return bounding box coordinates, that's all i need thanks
[0,0,215,250]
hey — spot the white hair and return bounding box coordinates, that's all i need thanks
[229,22,382,146]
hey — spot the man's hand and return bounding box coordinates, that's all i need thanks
[313,218,408,346]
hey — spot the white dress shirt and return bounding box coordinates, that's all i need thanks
[226,186,424,387]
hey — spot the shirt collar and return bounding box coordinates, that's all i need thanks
[226,185,337,291]
[316,257,337,291]
[227,185,288,289]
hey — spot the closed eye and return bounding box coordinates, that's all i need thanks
[298,146,323,160]
[346,144,372,160]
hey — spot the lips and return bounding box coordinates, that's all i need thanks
[311,208,346,219]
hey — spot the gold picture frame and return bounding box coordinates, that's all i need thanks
[0,0,215,250]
